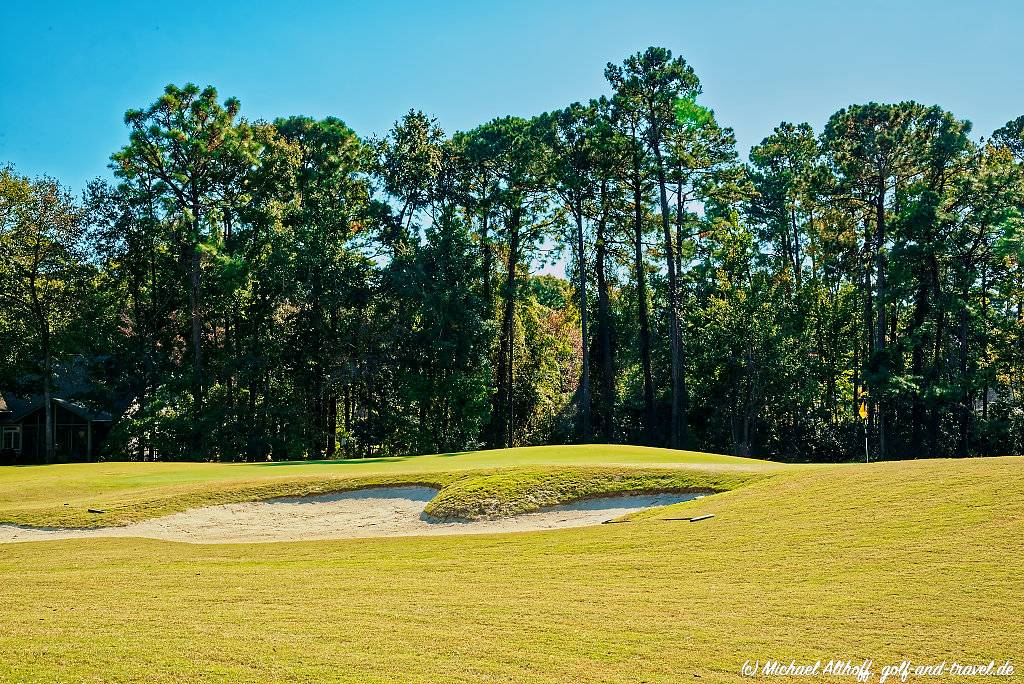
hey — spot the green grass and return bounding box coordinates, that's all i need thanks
[421,465,762,519]
[1,448,1020,683]
[0,445,779,527]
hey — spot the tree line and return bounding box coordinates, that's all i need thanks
[3,46,1023,463]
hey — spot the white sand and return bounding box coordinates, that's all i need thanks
[0,487,702,544]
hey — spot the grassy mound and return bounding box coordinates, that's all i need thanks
[0,445,776,527]
[0,454,1019,682]
[422,466,758,520]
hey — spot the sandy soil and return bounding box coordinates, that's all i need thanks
[0,487,703,544]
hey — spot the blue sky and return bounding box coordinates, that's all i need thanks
[2,0,1022,195]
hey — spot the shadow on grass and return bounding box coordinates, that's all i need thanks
[0,452,477,468]
[252,451,471,466]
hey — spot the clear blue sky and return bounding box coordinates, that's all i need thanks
[2,0,1022,194]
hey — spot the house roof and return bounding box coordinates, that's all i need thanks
[0,392,112,423]
[1,359,123,424]
[54,398,113,422]
[0,394,34,422]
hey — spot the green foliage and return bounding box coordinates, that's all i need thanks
[0,167,91,462]
[387,211,493,453]
[3,48,1024,464]
[673,96,713,129]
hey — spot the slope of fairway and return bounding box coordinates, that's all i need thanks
[0,445,782,527]
[0,456,1019,683]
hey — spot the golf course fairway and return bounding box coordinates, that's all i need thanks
[0,446,1020,682]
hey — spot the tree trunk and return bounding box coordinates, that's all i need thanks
[909,271,930,457]
[791,206,803,292]
[861,218,875,456]
[873,189,889,460]
[481,212,493,320]
[491,209,521,448]
[675,178,687,283]
[189,236,204,458]
[43,351,54,464]
[594,181,615,442]
[631,158,656,444]
[927,271,946,457]
[981,264,989,423]
[958,287,971,456]
[651,128,687,449]
[148,230,159,460]
[575,209,591,442]
[327,396,337,457]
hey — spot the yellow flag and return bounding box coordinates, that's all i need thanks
[858,401,868,421]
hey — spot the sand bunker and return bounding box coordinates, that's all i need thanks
[0,487,703,544]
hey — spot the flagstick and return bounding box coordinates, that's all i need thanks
[863,421,869,463]
[858,398,870,463]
